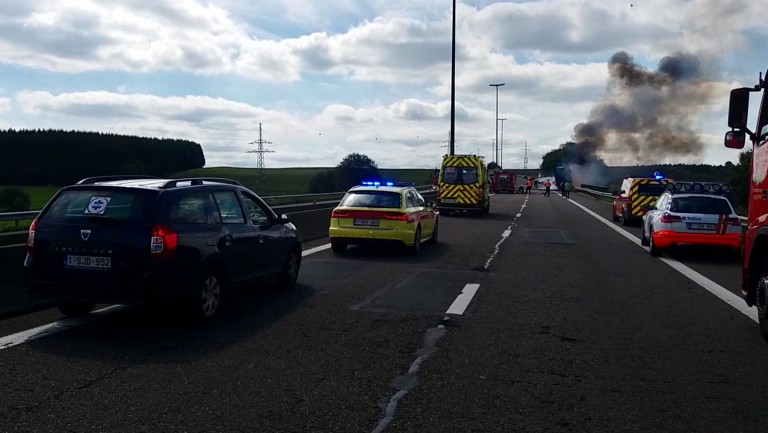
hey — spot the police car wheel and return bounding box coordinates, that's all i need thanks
[640,229,649,246]
[612,210,620,222]
[621,209,630,226]
[427,220,438,244]
[410,226,421,255]
[649,230,661,257]
[331,241,346,253]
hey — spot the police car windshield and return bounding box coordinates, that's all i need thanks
[637,184,666,196]
[670,196,733,214]
[42,189,154,223]
[443,167,478,185]
[340,191,401,209]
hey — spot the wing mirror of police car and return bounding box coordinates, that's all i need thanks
[428,201,437,208]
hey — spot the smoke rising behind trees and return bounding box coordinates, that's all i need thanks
[572,51,715,165]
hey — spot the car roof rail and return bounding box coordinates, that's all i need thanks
[160,177,244,189]
[76,175,160,185]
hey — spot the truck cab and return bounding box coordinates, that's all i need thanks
[437,154,490,215]
[492,170,517,194]
[724,68,768,339]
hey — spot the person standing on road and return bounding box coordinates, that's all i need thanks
[544,179,551,197]
[526,177,533,195]
[564,180,573,199]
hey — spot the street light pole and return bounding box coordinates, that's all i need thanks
[489,83,505,164]
[498,118,507,169]
[450,0,456,155]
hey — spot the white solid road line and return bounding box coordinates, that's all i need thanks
[567,198,758,323]
[302,243,331,256]
[0,305,125,351]
[445,283,480,316]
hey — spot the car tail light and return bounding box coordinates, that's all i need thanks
[26,218,37,253]
[331,209,349,218]
[383,212,408,221]
[660,213,682,223]
[476,188,483,197]
[723,217,741,226]
[151,224,177,259]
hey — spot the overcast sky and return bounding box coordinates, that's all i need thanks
[0,0,765,169]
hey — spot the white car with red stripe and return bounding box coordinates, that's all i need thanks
[329,182,438,255]
[640,184,742,257]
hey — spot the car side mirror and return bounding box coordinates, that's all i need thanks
[724,130,746,149]
[428,201,437,208]
[279,214,290,223]
[642,204,653,211]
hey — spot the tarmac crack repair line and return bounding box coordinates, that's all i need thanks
[483,194,529,270]
[371,322,448,433]
[371,281,485,432]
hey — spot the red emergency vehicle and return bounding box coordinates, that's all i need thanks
[491,170,517,193]
[724,68,768,339]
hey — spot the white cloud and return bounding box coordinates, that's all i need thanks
[1,0,765,170]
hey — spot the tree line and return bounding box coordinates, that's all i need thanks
[0,129,205,185]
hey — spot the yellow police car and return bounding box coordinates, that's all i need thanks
[329,182,438,254]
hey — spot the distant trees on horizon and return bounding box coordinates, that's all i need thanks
[0,129,205,185]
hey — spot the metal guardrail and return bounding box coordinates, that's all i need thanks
[0,211,38,222]
[0,185,435,224]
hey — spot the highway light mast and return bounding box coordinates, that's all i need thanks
[489,83,505,164]
[450,0,456,155]
[246,122,275,192]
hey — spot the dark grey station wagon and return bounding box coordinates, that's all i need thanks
[24,176,302,320]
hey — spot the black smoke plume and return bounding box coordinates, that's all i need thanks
[572,51,712,165]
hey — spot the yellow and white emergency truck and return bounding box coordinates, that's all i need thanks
[436,154,490,215]
[612,174,671,226]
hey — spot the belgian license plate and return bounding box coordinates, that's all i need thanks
[353,219,379,227]
[687,223,716,230]
[442,198,457,203]
[64,255,111,269]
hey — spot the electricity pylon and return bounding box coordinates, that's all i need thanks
[246,123,275,193]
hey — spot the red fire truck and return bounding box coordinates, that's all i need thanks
[491,170,517,193]
[724,68,768,339]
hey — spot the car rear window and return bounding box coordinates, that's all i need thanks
[670,196,733,214]
[340,191,401,209]
[442,166,478,184]
[636,183,666,196]
[42,189,154,223]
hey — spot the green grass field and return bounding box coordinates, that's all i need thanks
[175,167,434,196]
[3,167,433,209]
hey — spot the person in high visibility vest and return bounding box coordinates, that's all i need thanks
[564,180,573,199]
[526,177,533,194]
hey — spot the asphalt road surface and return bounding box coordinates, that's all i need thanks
[1,190,766,433]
